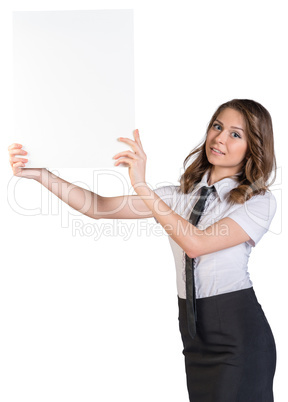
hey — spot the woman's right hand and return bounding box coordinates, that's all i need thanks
[8,143,44,180]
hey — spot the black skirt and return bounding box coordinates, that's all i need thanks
[178,287,276,402]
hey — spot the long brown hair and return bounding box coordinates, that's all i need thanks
[179,99,277,204]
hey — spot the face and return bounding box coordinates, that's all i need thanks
[205,107,248,177]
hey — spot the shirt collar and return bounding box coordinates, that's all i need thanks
[194,170,240,202]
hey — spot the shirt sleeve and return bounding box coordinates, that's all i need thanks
[153,185,177,224]
[226,191,277,247]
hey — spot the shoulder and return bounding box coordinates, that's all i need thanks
[226,190,277,247]
[243,190,277,216]
[248,189,276,202]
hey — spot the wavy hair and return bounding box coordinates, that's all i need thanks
[179,99,277,204]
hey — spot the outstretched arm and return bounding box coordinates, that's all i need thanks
[34,169,155,220]
[8,143,154,220]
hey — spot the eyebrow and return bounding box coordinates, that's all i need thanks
[215,119,245,132]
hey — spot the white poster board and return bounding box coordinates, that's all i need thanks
[13,10,135,168]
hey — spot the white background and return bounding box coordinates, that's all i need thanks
[1,0,287,401]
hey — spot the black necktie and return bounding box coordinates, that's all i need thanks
[185,185,215,338]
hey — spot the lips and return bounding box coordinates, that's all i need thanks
[210,147,225,155]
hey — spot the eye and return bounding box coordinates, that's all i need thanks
[232,132,241,139]
[213,123,221,130]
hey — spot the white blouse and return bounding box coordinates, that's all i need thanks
[153,171,277,299]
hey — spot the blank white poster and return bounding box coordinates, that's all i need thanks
[13,10,135,168]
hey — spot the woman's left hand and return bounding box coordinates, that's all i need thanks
[113,129,147,189]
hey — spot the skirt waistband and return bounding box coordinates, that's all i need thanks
[178,286,257,306]
[178,287,262,327]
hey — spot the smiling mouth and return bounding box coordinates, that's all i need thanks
[211,147,225,155]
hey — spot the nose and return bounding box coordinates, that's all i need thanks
[215,129,227,144]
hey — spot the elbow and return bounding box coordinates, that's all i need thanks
[185,237,201,259]
[186,249,199,259]
[86,212,102,220]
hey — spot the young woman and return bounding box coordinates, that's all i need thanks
[8,99,277,401]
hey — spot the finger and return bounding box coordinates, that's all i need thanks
[10,148,28,156]
[9,156,28,164]
[113,150,138,160]
[13,161,25,170]
[133,129,143,148]
[8,143,23,151]
[9,158,23,168]
[120,136,145,157]
[114,157,133,166]
[119,137,141,154]
[9,159,27,168]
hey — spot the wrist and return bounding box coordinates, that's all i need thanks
[133,181,150,196]
[33,168,47,182]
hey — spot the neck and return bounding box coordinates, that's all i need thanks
[207,166,240,186]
